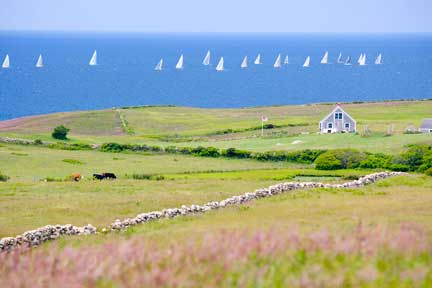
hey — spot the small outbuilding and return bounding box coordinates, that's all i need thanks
[419,118,432,133]
[319,105,356,133]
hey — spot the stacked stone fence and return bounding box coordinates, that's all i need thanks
[0,171,405,252]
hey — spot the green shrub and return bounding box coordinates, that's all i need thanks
[392,144,432,172]
[359,153,392,169]
[221,148,251,159]
[52,125,70,140]
[34,139,43,145]
[315,152,343,170]
[315,149,366,170]
[388,163,410,172]
[194,146,220,157]
[0,172,9,182]
[100,142,126,153]
[165,146,178,153]
[49,142,92,151]
[425,167,432,176]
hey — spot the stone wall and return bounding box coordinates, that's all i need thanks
[0,171,405,252]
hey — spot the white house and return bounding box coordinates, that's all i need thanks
[419,118,432,133]
[319,105,356,133]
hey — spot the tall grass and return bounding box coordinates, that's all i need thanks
[1,223,431,287]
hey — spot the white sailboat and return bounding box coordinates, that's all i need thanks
[337,53,343,64]
[2,54,10,68]
[359,54,366,66]
[303,56,311,67]
[89,50,97,66]
[202,50,211,66]
[284,55,289,65]
[320,51,329,64]
[154,58,163,71]
[344,56,352,65]
[254,54,262,65]
[357,53,363,64]
[215,57,224,71]
[375,53,382,65]
[36,54,43,68]
[241,56,248,68]
[273,54,282,68]
[176,54,184,70]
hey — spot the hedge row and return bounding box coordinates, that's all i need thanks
[315,144,432,173]
[100,142,326,164]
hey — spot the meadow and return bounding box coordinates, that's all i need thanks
[0,100,431,287]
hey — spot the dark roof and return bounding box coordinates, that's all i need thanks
[420,118,432,129]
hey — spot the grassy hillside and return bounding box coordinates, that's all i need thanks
[1,101,431,286]
[1,100,431,155]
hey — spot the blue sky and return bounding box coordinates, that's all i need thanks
[1,0,431,33]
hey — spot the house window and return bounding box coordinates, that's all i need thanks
[345,123,350,129]
[328,123,333,129]
[335,112,343,120]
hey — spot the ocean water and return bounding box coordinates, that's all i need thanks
[0,32,431,120]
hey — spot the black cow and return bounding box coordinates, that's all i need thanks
[102,172,117,180]
[93,174,104,180]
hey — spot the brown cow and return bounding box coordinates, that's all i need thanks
[71,173,82,182]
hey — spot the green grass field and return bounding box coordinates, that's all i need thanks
[1,100,431,154]
[1,100,431,286]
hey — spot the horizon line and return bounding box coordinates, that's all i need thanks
[1,29,432,35]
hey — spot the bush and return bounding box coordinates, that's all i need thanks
[34,139,43,145]
[49,142,92,151]
[0,171,9,182]
[392,144,432,172]
[100,142,126,153]
[315,152,343,170]
[315,149,366,170]
[359,153,392,169]
[221,148,251,159]
[425,167,432,176]
[196,147,220,157]
[52,125,70,140]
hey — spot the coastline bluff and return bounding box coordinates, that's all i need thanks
[1,171,405,252]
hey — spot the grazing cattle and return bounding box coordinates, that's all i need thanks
[93,174,104,180]
[71,173,82,182]
[102,172,117,180]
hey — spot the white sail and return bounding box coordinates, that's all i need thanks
[154,58,163,71]
[357,53,363,64]
[273,54,282,68]
[375,53,382,65]
[36,54,43,68]
[216,57,224,71]
[320,51,329,64]
[284,55,289,65]
[303,56,311,67]
[176,54,184,69]
[344,56,351,65]
[337,53,343,63]
[2,54,10,68]
[241,56,248,68]
[254,54,262,65]
[89,50,97,66]
[359,54,366,66]
[202,50,211,66]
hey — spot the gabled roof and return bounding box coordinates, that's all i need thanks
[420,118,432,129]
[319,105,356,124]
